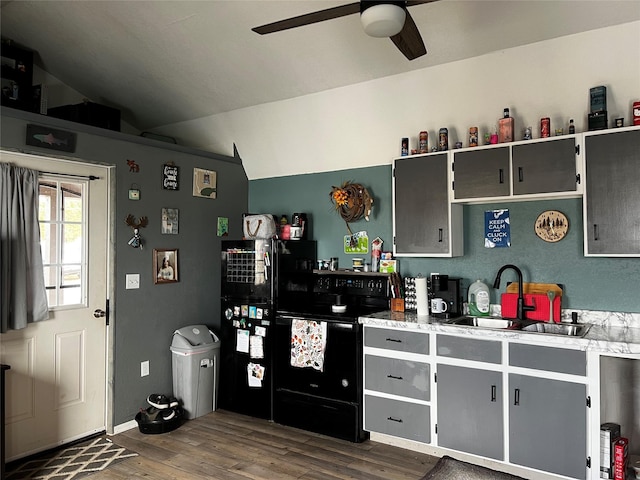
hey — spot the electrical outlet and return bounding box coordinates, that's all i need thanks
[141,360,149,377]
[126,274,140,289]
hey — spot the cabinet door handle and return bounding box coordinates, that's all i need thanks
[593,224,599,241]
[514,388,520,406]
[438,228,443,243]
[385,338,402,343]
[499,168,504,184]
[387,374,403,380]
[387,416,403,423]
[518,167,524,183]
[491,385,497,402]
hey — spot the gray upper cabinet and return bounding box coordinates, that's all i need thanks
[584,127,640,256]
[452,136,581,203]
[393,152,463,257]
[453,146,510,199]
[512,137,579,195]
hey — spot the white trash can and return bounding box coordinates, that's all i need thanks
[170,325,220,419]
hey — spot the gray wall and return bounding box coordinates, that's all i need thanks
[1,108,249,425]
[250,166,640,314]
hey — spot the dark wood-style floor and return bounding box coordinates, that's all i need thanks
[92,409,439,479]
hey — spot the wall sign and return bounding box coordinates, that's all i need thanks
[162,163,179,190]
[193,167,217,199]
[26,124,76,153]
[161,208,179,234]
[485,209,511,248]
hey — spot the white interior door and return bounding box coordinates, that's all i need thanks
[0,151,112,461]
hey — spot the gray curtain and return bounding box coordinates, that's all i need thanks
[1,162,49,333]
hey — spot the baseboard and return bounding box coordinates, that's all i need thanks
[113,419,138,435]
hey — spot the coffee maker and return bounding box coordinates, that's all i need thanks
[428,274,464,318]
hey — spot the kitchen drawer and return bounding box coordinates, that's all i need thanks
[364,327,429,355]
[436,334,501,364]
[509,344,586,376]
[365,355,430,401]
[364,394,431,444]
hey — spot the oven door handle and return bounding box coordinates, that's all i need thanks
[275,315,354,330]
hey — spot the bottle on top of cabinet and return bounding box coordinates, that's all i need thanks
[498,108,514,143]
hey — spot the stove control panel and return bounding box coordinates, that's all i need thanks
[314,273,388,298]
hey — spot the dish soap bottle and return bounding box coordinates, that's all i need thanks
[468,280,491,316]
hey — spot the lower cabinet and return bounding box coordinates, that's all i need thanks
[509,374,587,479]
[436,363,504,460]
[364,395,431,443]
[363,329,592,479]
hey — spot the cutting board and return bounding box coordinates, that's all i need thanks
[501,293,561,322]
[505,282,563,296]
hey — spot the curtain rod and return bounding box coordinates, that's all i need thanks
[39,171,100,180]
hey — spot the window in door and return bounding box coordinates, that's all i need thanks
[39,178,87,308]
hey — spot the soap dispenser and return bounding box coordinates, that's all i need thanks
[468,280,490,316]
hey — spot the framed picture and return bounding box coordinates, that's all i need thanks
[193,167,217,199]
[161,208,179,234]
[153,248,178,284]
[25,124,76,153]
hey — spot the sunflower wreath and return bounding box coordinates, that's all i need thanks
[329,181,374,236]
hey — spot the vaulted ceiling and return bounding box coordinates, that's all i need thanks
[2,1,639,136]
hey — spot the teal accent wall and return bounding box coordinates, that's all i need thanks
[250,166,640,313]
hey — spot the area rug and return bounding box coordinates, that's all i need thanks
[5,436,138,480]
[421,455,527,480]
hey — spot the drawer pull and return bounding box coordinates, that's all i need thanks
[387,374,403,380]
[385,338,402,343]
[491,385,496,402]
[514,388,520,406]
[387,416,403,423]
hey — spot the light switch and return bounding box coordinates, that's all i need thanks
[126,274,140,289]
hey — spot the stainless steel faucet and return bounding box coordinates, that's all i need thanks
[492,264,535,321]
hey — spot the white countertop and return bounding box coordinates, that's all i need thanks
[360,310,640,356]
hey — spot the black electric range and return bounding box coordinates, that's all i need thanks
[273,271,390,442]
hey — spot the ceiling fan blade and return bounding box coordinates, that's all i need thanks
[390,10,426,60]
[252,2,360,35]
[406,0,440,7]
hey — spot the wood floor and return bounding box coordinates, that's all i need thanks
[91,409,439,479]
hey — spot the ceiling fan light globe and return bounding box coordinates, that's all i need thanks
[361,4,406,38]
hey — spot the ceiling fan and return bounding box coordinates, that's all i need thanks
[252,0,439,61]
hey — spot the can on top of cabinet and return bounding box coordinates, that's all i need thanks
[438,128,448,151]
[469,127,478,147]
[419,131,428,153]
[541,117,551,138]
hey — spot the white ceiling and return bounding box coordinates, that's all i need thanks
[2,1,639,133]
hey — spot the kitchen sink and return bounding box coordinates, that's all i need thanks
[447,316,591,337]
[521,322,591,337]
[449,316,519,329]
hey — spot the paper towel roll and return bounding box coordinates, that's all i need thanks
[415,276,429,316]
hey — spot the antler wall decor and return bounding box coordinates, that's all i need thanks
[125,214,148,249]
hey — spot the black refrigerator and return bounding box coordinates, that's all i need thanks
[219,238,316,419]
